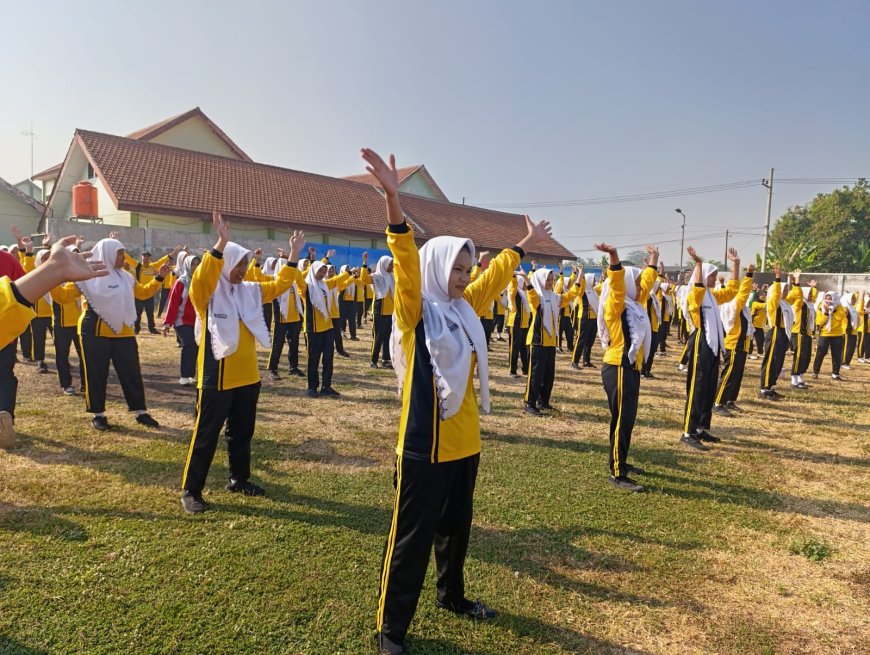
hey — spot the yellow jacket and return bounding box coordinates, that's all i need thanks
[601,265,659,369]
[125,253,170,285]
[359,266,394,316]
[0,277,36,346]
[75,274,162,338]
[816,305,847,337]
[506,277,531,329]
[526,279,582,347]
[50,283,83,328]
[723,275,754,352]
[685,279,738,331]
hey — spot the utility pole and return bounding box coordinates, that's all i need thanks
[724,229,729,274]
[761,168,774,271]
[21,122,35,179]
[675,208,686,272]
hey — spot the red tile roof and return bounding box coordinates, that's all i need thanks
[64,130,574,260]
[32,107,250,181]
[0,176,44,214]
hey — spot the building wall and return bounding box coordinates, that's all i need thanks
[400,172,442,200]
[0,192,42,245]
[148,117,243,160]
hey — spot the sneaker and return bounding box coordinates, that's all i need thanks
[642,372,657,380]
[337,350,351,358]
[811,372,819,379]
[797,382,809,389]
[179,376,194,386]
[696,429,721,443]
[148,328,160,335]
[712,404,732,417]
[370,362,379,369]
[725,401,743,412]
[583,362,597,369]
[509,372,520,379]
[749,354,758,360]
[678,364,686,371]
[37,361,49,374]
[0,411,15,449]
[680,433,710,451]
[136,413,160,428]
[289,368,305,377]
[92,416,111,431]
[381,360,393,369]
[268,370,281,381]
[626,463,646,475]
[841,365,851,371]
[832,374,842,381]
[758,389,778,401]
[63,386,76,396]
[376,632,407,655]
[320,386,341,398]
[181,491,207,514]
[187,377,198,385]
[307,388,319,398]
[523,404,542,417]
[350,336,360,341]
[435,598,497,621]
[570,362,580,370]
[225,479,265,496]
[609,476,644,492]
[769,389,784,400]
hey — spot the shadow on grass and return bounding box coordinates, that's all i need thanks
[0,637,48,655]
[0,505,89,541]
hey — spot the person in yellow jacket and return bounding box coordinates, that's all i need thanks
[50,242,86,395]
[361,148,551,654]
[842,292,860,369]
[326,264,352,358]
[506,272,531,377]
[640,275,662,379]
[713,263,755,414]
[812,291,848,380]
[72,236,169,431]
[360,253,395,368]
[0,236,108,449]
[523,265,582,415]
[20,244,54,374]
[554,268,576,352]
[123,240,181,334]
[266,256,306,380]
[760,265,795,400]
[858,291,870,363]
[594,242,658,493]
[680,247,740,449]
[788,271,815,388]
[471,252,496,347]
[656,273,675,356]
[572,272,600,369]
[338,262,361,341]
[492,287,507,341]
[748,285,767,359]
[179,212,306,513]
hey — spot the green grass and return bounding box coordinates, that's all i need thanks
[1,333,869,654]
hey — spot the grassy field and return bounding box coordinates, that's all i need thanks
[1,327,869,655]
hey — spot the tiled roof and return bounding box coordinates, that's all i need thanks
[32,107,250,181]
[68,131,574,260]
[0,176,44,214]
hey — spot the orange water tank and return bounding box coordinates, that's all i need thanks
[72,181,99,218]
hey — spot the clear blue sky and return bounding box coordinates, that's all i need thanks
[2,0,868,265]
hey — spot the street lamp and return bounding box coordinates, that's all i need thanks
[675,208,686,273]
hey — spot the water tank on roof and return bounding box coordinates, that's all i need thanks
[72,181,98,218]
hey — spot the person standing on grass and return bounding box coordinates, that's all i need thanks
[594,242,657,493]
[841,293,860,370]
[49,238,87,395]
[326,264,352,358]
[180,212,306,514]
[640,274,661,379]
[338,263,359,341]
[492,287,507,341]
[858,291,870,363]
[759,264,794,401]
[555,267,576,353]
[266,256,306,381]
[523,265,583,416]
[506,271,531,378]
[712,262,755,415]
[362,253,396,368]
[125,243,181,334]
[680,246,739,450]
[162,251,201,386]
[812,291,847,381]
[572,271,600,370]
[362,147,551,655]
[748,285,767,360]
[788,272,815,389]
[19,241,55,374]
[658,276,675,355]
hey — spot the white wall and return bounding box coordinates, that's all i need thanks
[148,116,243,160]
[0,191,42,244]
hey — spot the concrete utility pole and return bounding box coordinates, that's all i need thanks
[761,168,774,271]
[724,229,729,273]
[675,208,687,272]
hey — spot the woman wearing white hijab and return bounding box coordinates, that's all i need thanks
[49,242,88,395]
[180,212,306,514]
[259,255,278,332]
[858,291,870,363]
[266,257,306,380]
[162,251,201,385]
[338,262,360,341]
[713,262,756,413]
[523,265,582,415]
[506,271,532,377]
[812,290,848,380]
[788,272,815,388]
[841,292,860,369]
[760,264,795,400]
[73,236,168,431]
[640,276,663,379]
[595,243,658,493]
[362,148,551,655]
[680,247,739,450]
[360,254,395,368]
[325,264,352,358]
[572,271,600,369]
[20,246,55,374]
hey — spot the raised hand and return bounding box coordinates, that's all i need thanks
[686,246,702,263]
[727,247,739,263]
[326,248,336,259]
[361,148,400,196]
[253,248,264,259]
[645,244,660,258]
[11,225,23,245]
[21,236,33,254]
[594,243,617,255]
[108,230,120,240]
[809,279,817,288]
[41,232,52,248]
[517,216,552,253]
[361,251,368,265]
[212,210,230,246]
[478,251,491,263]
[158,263,172,278]
[76,235,86,247]
[773,264,782,278]
[50,236,108,282]
[747,263,756,274]
[289,229,306,260]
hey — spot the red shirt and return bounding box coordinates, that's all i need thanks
[163,280,196,327]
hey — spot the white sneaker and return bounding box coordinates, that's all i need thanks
[858,358,865,363]
[842,365,851,370]
[832,374,842,380]
[749,354,758,360]
[0,410,15,449]
[187,377,197,385]
[63,386,76,396]
[179,377,193,386]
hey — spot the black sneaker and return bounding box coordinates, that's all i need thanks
[583,362,597,369]
[712,404,732,417]
[268,370,281,381]
[680,433,710,451]
[37,361,49,374]
[725,401,743,413]
[92,416,111,431]
[320,387,341,398]
[381,360,393,369]
[509,372,520,379]
[537,402,554,411]
[642,372,656,380]
[626,463,646,475]
[148,328,160,335]
[136,413,160,428]
[696,429,720,443]
[307,388,319,398]
[350,336,360,341]
[435,598,497,621]
[225,479,265,496]
[811,372,819,379]
[376,632,407,655]
[769,389,784,399]
[758,389,778,401]
[370,362,379,369]
[181,491,207,514]
[609,476,644,492]
[337,351,351,358]
[523,404,542,417]
[288,368,305,377]
[570,362,580,370]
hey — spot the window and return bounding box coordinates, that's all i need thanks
[87,163,95,180]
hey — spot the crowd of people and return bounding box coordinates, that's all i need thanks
[1,149,868,655]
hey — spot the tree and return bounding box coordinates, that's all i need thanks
[767,179,870,272]
[623,249,649,266]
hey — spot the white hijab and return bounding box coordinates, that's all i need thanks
[681,262,725,355]
[774,281,795,334]
[261,257,278,277]
[340,265,356,297]
[194,242,270,360]
[390,236,490,420]
[719,292,755,341]
[76,238,137,334]
[841,293,859,330]
[649,278,662,323]
[176,251,197,305]
[372,256,395,300]
[274,258,302,320]
[597,266,652,364]
[514,274,530,314]
[529,268,560,336]
[583,272,599,315]
[305,261,332,319]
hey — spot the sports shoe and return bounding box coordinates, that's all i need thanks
[370,362,379,369]
[0,411,15,449]
[288,368,305,377]
[435,598,497,621]
[225,479,265,496]
[63,386,76,396]
[319,386,341,398]
[37,361,49,373]
[376,632,407,655]
[349,336,360,341]
[712,404,732,417]
[583,362,597,369]
[509,372,520,379]
[337,350,351,358]
[179,376,194,386]
[680,433,709,451]
[268,370,281,381]
[758,389,778,401]
[769,389,784,400]
[181,491,207,514]
[136,413,160,428]
[841,365,851,371]
[148,328,160,335]
[307,388,319,398]
[832,374,842,380]
[92,416,111,431]
[381,360,393,369]
[696,429,721,443]
[725,401,743,413]
[523,404,542,417]
[811,372,819,379]
[749,354,758,360]
[609,476,644,492]
[537,402,554,411]
[570,362,580,370]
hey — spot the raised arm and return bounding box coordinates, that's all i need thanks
[710,247,739,304]
[260,230,307,303]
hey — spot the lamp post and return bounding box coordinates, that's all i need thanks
[675,208,686,274]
